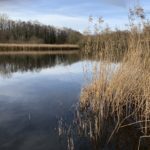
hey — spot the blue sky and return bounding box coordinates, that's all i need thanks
[0,0,150,32]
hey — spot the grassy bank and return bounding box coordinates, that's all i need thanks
[77,6,150,149]
[0,51,79,55]
[0,44,79,52]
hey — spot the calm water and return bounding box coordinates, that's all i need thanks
[0,53,144,150]
[0,53,91,150]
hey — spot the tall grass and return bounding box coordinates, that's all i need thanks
[0,44,79,51]
[82,29,129,62]
[77,6,150,149]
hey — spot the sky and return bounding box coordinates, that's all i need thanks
[0,0,150,32]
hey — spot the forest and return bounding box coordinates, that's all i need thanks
[0,14,82,44]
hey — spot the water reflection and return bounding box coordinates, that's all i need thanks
[0,53,80,77]
[0,53,84,150]
[0,53,121,150]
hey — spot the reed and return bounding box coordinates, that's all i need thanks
[0,44,79,52]
[77,6,150,149]
[82,29,129,62]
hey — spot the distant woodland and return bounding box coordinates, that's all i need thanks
[0,14,82,44]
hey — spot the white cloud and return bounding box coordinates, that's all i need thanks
[0,8,88,32]
[0,8,129,32]
[35,14,88,31]
[0,0,141,31]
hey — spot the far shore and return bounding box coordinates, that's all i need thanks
[0,50,79,55]
[0,44,80,52]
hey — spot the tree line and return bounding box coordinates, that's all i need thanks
[0,14,82,44]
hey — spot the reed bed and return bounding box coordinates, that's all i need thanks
[0,50,79,55]
[76,6,150,149]
[82,30,128,62]
[0,44,79,51]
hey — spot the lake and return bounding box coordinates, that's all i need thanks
[0,53,92,150]
[0,53,143,150]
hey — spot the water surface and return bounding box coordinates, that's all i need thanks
[0,53,128,150]
[0,53,86,150]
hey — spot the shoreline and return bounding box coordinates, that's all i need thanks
[0,50,79,55]
[0,44,80,51]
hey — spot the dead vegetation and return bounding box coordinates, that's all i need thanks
[77,5,150,149]
[0,44,79,52]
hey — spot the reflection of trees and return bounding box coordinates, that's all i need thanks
[0,54,80,76]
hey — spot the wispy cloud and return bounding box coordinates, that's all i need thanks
[0,0,149,31]
[102,0,127,7]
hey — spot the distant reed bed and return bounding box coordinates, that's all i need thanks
[0,44,79,52]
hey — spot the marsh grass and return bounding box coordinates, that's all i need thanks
[77,6,150,149]
[0,44,79,51]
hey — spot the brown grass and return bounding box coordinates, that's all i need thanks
[77,6,150,149]
[0,44,79,51]
[0,50,79,55]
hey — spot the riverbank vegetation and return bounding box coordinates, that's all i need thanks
[76,6,150,149]
[81,7,150,62]
[0,44,79,52]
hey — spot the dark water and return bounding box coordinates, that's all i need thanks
[0,53,88,150]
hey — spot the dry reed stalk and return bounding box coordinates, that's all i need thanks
[77,6,150,149]
[78,43,150,148]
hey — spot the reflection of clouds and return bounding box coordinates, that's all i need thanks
[0,60,120,98]
[41,60,100,75]
[0,61,86,100]
[41,62,84,75]
[0,70,12,79]
[0,61,84,102]
[0,60,119,81]
[0,59,120,150]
